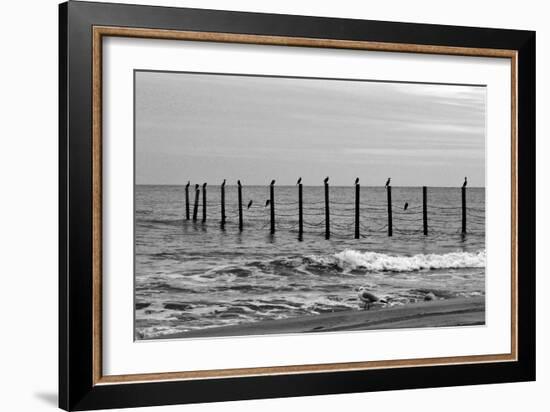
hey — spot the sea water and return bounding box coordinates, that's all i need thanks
[135,185,485,338]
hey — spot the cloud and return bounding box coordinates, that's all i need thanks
[135,71,485,186]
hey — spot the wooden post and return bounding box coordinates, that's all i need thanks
[270,183,275,234]
[462,186,467,234]
[238,183,243,231]
[298,183,303,240]
[192,186,200,221]
[185,183,190,220]
[423,186,428,235]
[202,183,207,222]
[387,186,392,236]
[220,183,226,227]
[355,183,360,239]
[324,181,330,240]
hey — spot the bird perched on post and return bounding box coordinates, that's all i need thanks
[355,177,359,185]
[404,202,409,211]
[385,177,391,187]
[221,179,226,187]
[265,199,270,208]
[324,177,329,184]
[297,177,302,185]
[247,200,253,209]
[185,181,190,189]
[462,177,468,187]
[237,180,242,187]
[357,287,387,310]
[270,179,275,186]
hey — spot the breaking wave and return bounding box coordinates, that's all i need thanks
[307,249,485,272]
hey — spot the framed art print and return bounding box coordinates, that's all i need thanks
[59,1,535,410]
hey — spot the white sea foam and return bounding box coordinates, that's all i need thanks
[310,249,486,272]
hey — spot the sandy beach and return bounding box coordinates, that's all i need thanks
[152,296,484,340]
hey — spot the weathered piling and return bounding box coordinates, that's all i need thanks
[387,186,392,237]
[461,186,467,234]
[238,181,243,231]
[192,185,200,221]
[202,183,207,222]
[298,182,303,240]
[184,180,469,239]
[220,180,226,227]
[324,178,330,240]
[270,181,275,234]
[185,181,190,220]
[355,182,360,239]
[423,186,428,235]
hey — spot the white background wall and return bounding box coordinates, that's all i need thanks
[0,0,546,411]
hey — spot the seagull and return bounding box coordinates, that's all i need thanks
[355,177,359,185]
[324,177,329,184]
[247,200,253,209]
[185,181,190,189]
[270,179,276,186]
[385,177,391,187]
[357,287,386,310]
[265,199,270,207]
[221,179,226,187]
[237,180,242,187]
[404,202,409,211]
[462,177,468,187]
[297,177,302,185]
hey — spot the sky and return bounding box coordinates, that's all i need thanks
[135,71,486,187]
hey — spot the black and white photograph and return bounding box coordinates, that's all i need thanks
[2,0,542,410]
[134,70,486,340]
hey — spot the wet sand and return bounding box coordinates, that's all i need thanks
[152,296,485,340]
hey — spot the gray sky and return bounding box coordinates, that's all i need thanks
[135,71,485,186]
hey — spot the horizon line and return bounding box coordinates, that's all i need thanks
[136,183,485,188]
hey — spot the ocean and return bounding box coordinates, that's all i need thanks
[135,185,485,339]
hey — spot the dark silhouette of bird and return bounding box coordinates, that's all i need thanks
[463,177,468,187]
[247,200,253,209]
[404,202,409,211]
[202,182,207,188]
[194,184,199,191]
[221,179,226,187]
[185,181,190,189]
[237,180,242,187]
[385,178,391,187]
[357,287,387,310]
[324,177,329,184]
[270,179,276,186]
[355,177,359,185]
[297,177,302,185]
[265,199,270,207]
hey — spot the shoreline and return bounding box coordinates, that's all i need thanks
[148,296,485,340]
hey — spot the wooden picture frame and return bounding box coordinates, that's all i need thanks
[59,1,535,410]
